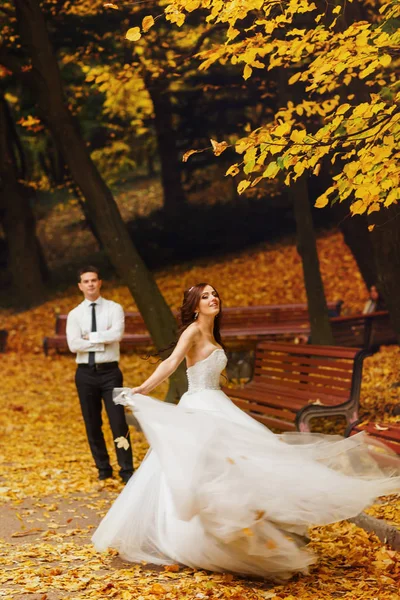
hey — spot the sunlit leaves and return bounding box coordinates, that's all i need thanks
[150,0,400,216]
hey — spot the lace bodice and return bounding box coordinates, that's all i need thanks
[186,348,227,394]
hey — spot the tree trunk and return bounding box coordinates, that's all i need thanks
[146,78,187,216]
[369,204,400,344]
[333,202,377,290]
[0,94,47,307]
[291,176,334,345]
[13,0,186,401]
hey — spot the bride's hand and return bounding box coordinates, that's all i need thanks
[130,386,142,395]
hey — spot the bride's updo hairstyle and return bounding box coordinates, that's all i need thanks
[180,283,224,348]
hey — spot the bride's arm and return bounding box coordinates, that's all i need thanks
[132,326,198,395]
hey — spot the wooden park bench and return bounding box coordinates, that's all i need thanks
[42,301,343,355]
[330,310,397,350]
[346,421,400,455]
[223,341,371,433]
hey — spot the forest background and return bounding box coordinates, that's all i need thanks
[0,0,399,358]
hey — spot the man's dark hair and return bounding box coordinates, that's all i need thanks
[78,266,101,282]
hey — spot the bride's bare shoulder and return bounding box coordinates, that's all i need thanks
[183,322,201,340]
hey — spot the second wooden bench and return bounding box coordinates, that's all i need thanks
[224,342,371,433]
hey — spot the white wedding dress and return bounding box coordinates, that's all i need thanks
[92,349,400,580]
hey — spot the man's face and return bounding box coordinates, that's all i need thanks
[78,272,102,300]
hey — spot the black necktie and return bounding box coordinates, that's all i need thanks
[88,303,97,366]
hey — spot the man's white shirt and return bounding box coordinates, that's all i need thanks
[66,296,124,364]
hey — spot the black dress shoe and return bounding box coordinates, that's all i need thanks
[120,472,134,484]
[98,471,113,481]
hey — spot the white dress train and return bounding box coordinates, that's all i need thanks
[92,349,400,580]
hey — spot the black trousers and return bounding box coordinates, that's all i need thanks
[75,363,133,476]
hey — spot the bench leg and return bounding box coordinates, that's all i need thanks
[297,406,359,434]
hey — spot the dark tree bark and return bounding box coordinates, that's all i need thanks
[13,0,186,401]
[0,93,47,307]
[333,202,378,290]
[291,176,334,345]
[145,77,187,216]
[369,204,400,344]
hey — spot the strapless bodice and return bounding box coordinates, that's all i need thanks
[186,349,227,394]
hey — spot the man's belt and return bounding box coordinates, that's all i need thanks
[78,361,119,371]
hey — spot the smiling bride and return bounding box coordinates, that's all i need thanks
[92,283,400,581]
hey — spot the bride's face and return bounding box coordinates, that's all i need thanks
[197,285,220,318]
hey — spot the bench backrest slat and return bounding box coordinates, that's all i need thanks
[52,301,342,337]
[252,342,360,401]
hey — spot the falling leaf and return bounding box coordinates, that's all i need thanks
[114,436,130,450]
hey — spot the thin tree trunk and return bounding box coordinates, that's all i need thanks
[13,0,186,401]
[0,94,47,307]
[146,78,187,216]
[291,176,334,345]
[369,204,400,344]
[333,202,377,290]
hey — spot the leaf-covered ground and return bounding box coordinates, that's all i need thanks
[0,229,399,599]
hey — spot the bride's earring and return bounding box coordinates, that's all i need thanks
[194,312,199,320]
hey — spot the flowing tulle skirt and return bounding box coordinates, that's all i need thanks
[92,388,400,580]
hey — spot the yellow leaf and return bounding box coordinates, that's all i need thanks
[379,54,391,67]
[237,180,250,194]
[114,436,130,450]
[368,224,375,232]
[182,149,200,162]
[337,103,351,116]
[315,194,329,208]
[290,129,306,143]
[288,72,301,85]
[332,5,341,14]
[275,122,291,137]
[226,164,240,177]
[151,583,168,595]
[210,139,229,156]
[263,161,280,179]
[126,27,141,42]
[103,2,119,9]
[186,0,201,11]
[350,199,366,215]
[164,564,180,572]
[243,64,252,80]
[367,202,381,214]
[142,15,155,32]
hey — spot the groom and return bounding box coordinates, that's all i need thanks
[66,266,134,483]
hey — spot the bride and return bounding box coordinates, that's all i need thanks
[92,283,400,580]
